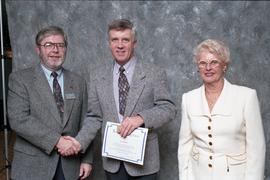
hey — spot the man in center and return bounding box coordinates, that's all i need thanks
[64,19,176,180]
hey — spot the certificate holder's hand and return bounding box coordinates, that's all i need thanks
[119,115,144,138]
[57,136,81,156]
[79,163,92,179]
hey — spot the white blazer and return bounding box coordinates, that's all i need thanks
[178,79,265,180]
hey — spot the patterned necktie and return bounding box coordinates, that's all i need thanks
[51,72,64,119]
[118,66,130,116]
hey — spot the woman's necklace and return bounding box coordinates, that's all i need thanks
[205,91,221,112]
[205,82,224,112]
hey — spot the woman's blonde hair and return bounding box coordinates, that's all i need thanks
[193,39,230,64]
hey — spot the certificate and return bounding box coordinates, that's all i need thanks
[102,121,148,165]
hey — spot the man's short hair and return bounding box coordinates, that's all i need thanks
[35,26,67,46]
[108,19,137,41]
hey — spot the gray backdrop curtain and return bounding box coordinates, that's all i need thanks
[5,1,270,180]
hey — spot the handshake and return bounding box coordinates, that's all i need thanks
[55,136,82,156]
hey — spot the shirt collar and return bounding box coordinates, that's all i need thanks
[114,57,136,75]
[41,64,63,77]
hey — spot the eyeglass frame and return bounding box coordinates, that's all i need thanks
[197,59,222,69]
[38,42,67,51]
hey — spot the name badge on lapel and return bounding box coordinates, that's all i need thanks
[65,93,76,100]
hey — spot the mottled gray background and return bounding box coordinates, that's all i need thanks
[5,1,270,180]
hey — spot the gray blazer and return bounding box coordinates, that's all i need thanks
[7,64,92,180]
[76,60,176,176]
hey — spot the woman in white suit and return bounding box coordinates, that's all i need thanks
[178,39,265,180]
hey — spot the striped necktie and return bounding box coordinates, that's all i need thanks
[51,72,64,119]
[118,66,130,116]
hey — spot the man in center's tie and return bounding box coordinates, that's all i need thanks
[118,66,130,116]
[62,19,176,180]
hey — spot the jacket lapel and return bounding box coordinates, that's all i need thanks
[125,62,146,117]
[100,64,119,122]
[201,85,211,116]
[189,85,210,117]
[190,79,232,118]
[62,70,75,126]
[211,79,232,116]
[33,65,62,125]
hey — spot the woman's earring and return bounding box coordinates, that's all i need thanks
[223,65,227,72]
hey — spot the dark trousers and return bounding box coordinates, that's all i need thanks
[53,157,65,180]
[105,162,157,180]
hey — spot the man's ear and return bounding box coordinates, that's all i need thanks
[35,46,40,55]
[133,40,137,48]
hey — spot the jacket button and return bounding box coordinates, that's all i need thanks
[209,142,213,146]
[208,126,211,130]
[209,156,213,160]
[208,164,212,168]
[209,118,212,122]
[208,134,212,138]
